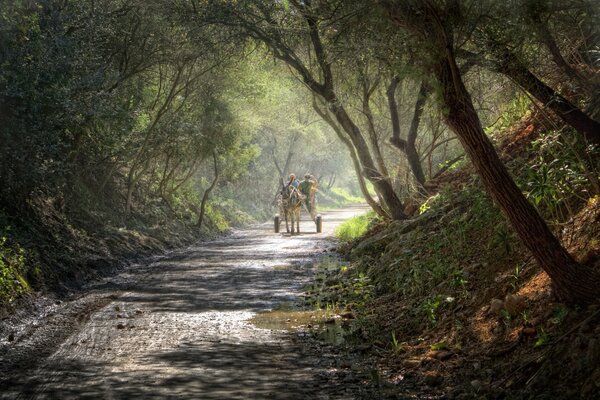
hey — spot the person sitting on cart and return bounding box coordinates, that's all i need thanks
[286,173,299,189]
[299,174,317,217]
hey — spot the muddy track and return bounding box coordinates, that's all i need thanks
[0,205,392,400]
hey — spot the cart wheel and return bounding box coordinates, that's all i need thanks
[316,214,322,233]
[274,215,280,233]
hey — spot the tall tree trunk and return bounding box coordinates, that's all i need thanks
[525,7,591,92]
[361,75,390,177]
[499,52,600,145]
[435,49,600,305]
[313,99,389,218]
[462,49,600,145]
[387,77,428,191]
[327,99,405,219]
[196,150,219,229]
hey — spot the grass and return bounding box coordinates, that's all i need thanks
[330,187,366,203]
[335,212,376,242]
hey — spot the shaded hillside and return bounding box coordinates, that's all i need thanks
[310,109,600,399]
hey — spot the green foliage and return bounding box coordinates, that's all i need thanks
[430,341,449,351]
[371,185,513,299]
[0,231,32,304]
[523,130,598,223]
[421,295,442,325]
[390,332,407,353]
[330,188,364,204]
[306,257,373,314]
[335,212,377,242]
[534,327,550,347]
[509,263,523,292]
[418,194,439,215]
[202,204,229,232]
[548,305,569,325]
[484,94,531,137]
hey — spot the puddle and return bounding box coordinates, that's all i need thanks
[250,307,349,345]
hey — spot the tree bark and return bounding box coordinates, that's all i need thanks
[361,75,390,177]
[196,150,219,229]
[498,52,600,145]
[388,77,428,191]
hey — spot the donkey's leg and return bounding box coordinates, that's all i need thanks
[285,212,290,233]
[296,209,300,233]
[290,211,295,234]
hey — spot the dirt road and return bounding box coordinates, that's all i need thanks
[1,205,380,399]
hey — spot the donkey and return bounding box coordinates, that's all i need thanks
[277,183,305,234]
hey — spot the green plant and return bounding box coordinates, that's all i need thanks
[419,194,439,214]
[452,270,468,288]
[509,264,523,291]
[492,225,513,255]
[0,234,31,303]
[335,213,376,242]
[549,305,569,325]
[430,341,449,351]
[391,332,407,353]
[534,328,550,347]
[524,130,597,223]
[484,94,531,135]
[422,295,442,325]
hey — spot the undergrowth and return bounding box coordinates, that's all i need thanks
[0,225,36,305]
[335,211,379,242]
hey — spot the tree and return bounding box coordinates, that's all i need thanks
[191,0,407,219]
[381,0,600,304]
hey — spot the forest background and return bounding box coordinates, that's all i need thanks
[0,0,599,328]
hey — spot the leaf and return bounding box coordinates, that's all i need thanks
[430,341,448,351]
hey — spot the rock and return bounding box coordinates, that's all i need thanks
[504,294,526,316]
[521,326,536,337]
[435,350,454,361]
[490,299,504,315]
[428,350,453,361]
[403,358,421,368]
[116,323,126,329]
[355,343,371,353]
